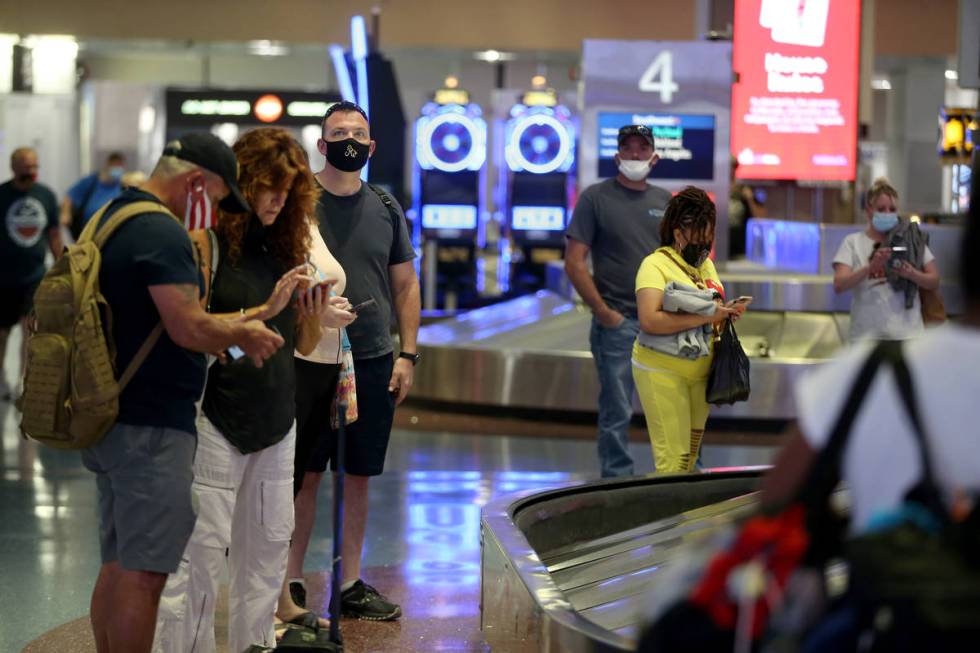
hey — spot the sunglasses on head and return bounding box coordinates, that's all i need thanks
[323,101,368,121]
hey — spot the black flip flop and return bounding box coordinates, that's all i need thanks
[283,611,324,631]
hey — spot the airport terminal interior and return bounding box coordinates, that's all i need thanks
[1,0,978,651]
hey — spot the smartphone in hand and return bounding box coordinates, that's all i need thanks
[726,296,753,307]
[350,298,376,314]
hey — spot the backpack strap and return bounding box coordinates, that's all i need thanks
[798,341,892,508]
[881,341,948,518]
[83,200,194,391]
[366,183,400,227]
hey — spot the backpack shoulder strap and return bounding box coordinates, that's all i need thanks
[92,201,181,249]
[88,201,189,391]
[882,340,947,515]
[366,183,399,225]
[799,341,891,506]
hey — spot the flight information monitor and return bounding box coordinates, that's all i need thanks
[597,111,715,180]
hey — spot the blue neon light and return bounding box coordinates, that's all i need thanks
[505,108,575,174]
[415,106,487,173]
[511,205,566,231]
[421,204,478,230]
[350,15,368,60]
[350,16,370,181]
[328,45,356,103]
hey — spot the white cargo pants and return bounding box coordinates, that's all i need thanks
[153,414,296,653]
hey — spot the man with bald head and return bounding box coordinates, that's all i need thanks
[0,147,62,400]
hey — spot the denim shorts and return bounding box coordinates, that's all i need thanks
[81,422,197,574]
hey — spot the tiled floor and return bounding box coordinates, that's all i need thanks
[0,328,778,653]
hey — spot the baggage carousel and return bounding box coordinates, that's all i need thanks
[481,469,763,652]
[413,264,963,420]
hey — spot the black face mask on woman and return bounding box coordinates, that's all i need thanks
[325,138,370,172]
[681,242,712,268]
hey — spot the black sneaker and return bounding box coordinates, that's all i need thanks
[289,581,307,609]
[339,580,402,621]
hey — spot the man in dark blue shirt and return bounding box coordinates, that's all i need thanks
[79,133,287,653]
[0,147,62,401]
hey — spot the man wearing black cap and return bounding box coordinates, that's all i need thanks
[82,133,286,653]
[565,124,671,478]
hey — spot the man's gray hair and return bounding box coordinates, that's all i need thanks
[151,141,202,179]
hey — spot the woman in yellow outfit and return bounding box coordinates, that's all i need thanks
[632,187,746,472]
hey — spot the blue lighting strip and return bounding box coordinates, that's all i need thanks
[328,45,355,103]
[351,16,370,182]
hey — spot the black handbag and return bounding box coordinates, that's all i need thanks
[705,318,750,405]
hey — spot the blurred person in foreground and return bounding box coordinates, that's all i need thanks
[833,178,940,342]
[82,133,285,653]
[632,187,746,473]
[761,160,980,642]
[565,124,672,478]
[0,147,62,400]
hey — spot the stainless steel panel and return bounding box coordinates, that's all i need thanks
[416,291,851,419]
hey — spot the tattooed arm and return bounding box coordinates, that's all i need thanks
[149,283,284,367]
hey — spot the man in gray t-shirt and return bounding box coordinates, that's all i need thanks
[565,125,671,477]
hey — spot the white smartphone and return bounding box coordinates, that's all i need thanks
[727,295,753,306]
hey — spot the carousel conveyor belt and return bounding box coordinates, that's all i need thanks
[482,471,763,652]
[416,268,963,420]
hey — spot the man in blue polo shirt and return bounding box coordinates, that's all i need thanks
[61,151,127,239]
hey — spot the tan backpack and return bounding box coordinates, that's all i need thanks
[18,200,187,449]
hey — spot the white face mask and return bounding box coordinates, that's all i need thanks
[184,187,213,230]
[618,157,652,182]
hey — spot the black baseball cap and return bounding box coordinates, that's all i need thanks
[618,124,655,147]
[163,133,250,213]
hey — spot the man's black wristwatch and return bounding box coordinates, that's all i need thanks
[398,351,421,366]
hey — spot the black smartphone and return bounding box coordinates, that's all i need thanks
[350,298,376,314]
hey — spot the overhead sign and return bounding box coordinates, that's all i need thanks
[581,38,733,259]
[167,89,341,127]
[731,0,861,181]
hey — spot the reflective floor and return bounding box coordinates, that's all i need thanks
[0,329,777,653]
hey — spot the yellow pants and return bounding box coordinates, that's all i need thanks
[632,345,712,473]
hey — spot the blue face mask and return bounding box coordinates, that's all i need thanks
[108,166,125,181]
[872,212,899,233]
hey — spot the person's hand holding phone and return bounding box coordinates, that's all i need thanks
[263,264,314,320]
[724,296,752,321]
[869,246,891,278]
[321,295,356,328]
[235,321,285,368]
[297,279,336,317]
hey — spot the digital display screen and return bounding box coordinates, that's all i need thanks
[511,206,566,231]
[731,0,861,181]
[597,112,715,180]
[421,204,478,230]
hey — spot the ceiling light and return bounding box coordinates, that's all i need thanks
[248,40,289,57]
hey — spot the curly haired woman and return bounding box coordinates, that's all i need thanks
[632,187,747,473]
[153,127,350,653]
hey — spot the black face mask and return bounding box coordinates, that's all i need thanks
[681,242,712,268]
[325,138,370,172]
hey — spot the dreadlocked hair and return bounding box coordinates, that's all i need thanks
[215,127,318,268]
[659,186,717,246]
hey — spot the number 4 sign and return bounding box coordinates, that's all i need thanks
[638,51,679,103]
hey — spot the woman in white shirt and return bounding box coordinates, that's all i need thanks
[832,178,940,341]
[277,222,355,626]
